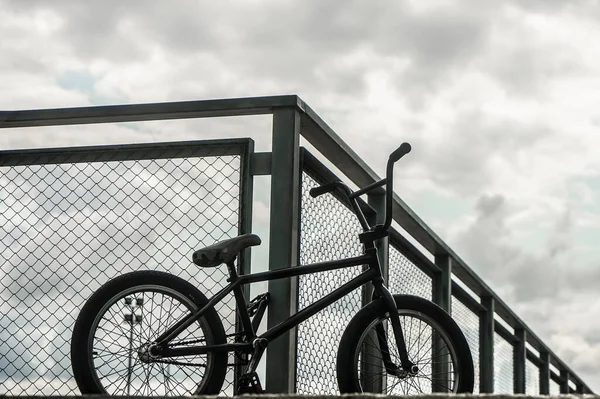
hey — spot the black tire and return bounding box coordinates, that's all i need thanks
[337,294,474,394]
[71,270,228,396]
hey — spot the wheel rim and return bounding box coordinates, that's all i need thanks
[354,309,460,394]
[87,285,214,396]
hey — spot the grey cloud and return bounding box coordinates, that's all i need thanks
[509,0,582,14]
[481,38,585,97]
[476,194,506,219]
[406,108,550,196]
[10,2,149,63]
[381,8,491,108]
[3,0,595,111]
[450,193,584,302]
[4,1,495,105]
[0,50,47,74]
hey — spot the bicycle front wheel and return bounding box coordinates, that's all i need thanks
[337,294,474,394]
[71,270,228,396]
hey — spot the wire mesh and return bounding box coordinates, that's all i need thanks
[526,360,540,394]
[569,380,577,393]
[0,146,244,396]
[550,378,561,395]
[493,332,514,393]
[451,296,480,393]
[388,243,432,300]
[296,171,364,394]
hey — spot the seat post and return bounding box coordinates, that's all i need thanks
[226,260,239,282]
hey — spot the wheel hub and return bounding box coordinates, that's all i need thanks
[137,343,161,363]
[389,363,419,379]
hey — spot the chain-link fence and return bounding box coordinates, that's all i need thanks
[526,359,540,394]
[296,170,364,394]
[0,140,251,396]
[388,244,432,300]
[551,379,561,395]
[494,332,514,393]
[297,153,462,394]
[452,296,480,393]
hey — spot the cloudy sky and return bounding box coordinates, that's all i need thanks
[2,0,600,393]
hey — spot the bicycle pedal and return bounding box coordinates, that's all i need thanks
[236,371,264,394]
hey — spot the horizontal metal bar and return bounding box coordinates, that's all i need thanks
[451,281,485,314]
[250,151,272,175]
[388,228,440,276]
[494,321,518,344]
[0,138,251,166]
[526,348,543,367]
[0,95,301,128]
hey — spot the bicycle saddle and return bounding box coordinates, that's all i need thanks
[192,234,261,267]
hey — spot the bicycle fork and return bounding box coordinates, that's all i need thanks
[373,281,416,375]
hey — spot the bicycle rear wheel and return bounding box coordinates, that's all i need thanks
[71,270,228,396]
[337,294,474,394]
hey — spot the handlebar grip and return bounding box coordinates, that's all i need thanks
[389,142,411,163]
[309,181,340,198]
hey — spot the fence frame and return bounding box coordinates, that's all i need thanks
[0,94,593,394]
[0,136,254,394]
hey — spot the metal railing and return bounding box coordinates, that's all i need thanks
[0,95,593,395]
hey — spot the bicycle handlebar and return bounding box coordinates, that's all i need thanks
[310,142,411,237]
[381,142,412,231]
[309,181,342,198]
[389,142,412,163]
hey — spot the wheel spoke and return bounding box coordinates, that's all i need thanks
[352,303,470,394]
[75,275,222,396]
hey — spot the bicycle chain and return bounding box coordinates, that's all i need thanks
[166,337,206,347]
[165,331,245,348]
[153,359,207,367]
[160,332,249,367]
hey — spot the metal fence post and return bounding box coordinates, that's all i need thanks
[361,193,388,392]
[480,295,495,393]
[265,108,301,393]
[514,328,526,393]
[432,254,451,392]
[235,140,256,387]
[539,351,550,395]
[560,369,570,394]
[433,254,452,312]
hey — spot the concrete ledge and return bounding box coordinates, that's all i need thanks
[3,395,598,399]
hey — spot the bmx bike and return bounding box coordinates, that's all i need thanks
[70,142,474,395]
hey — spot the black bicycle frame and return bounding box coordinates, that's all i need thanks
[156,247,386,358]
